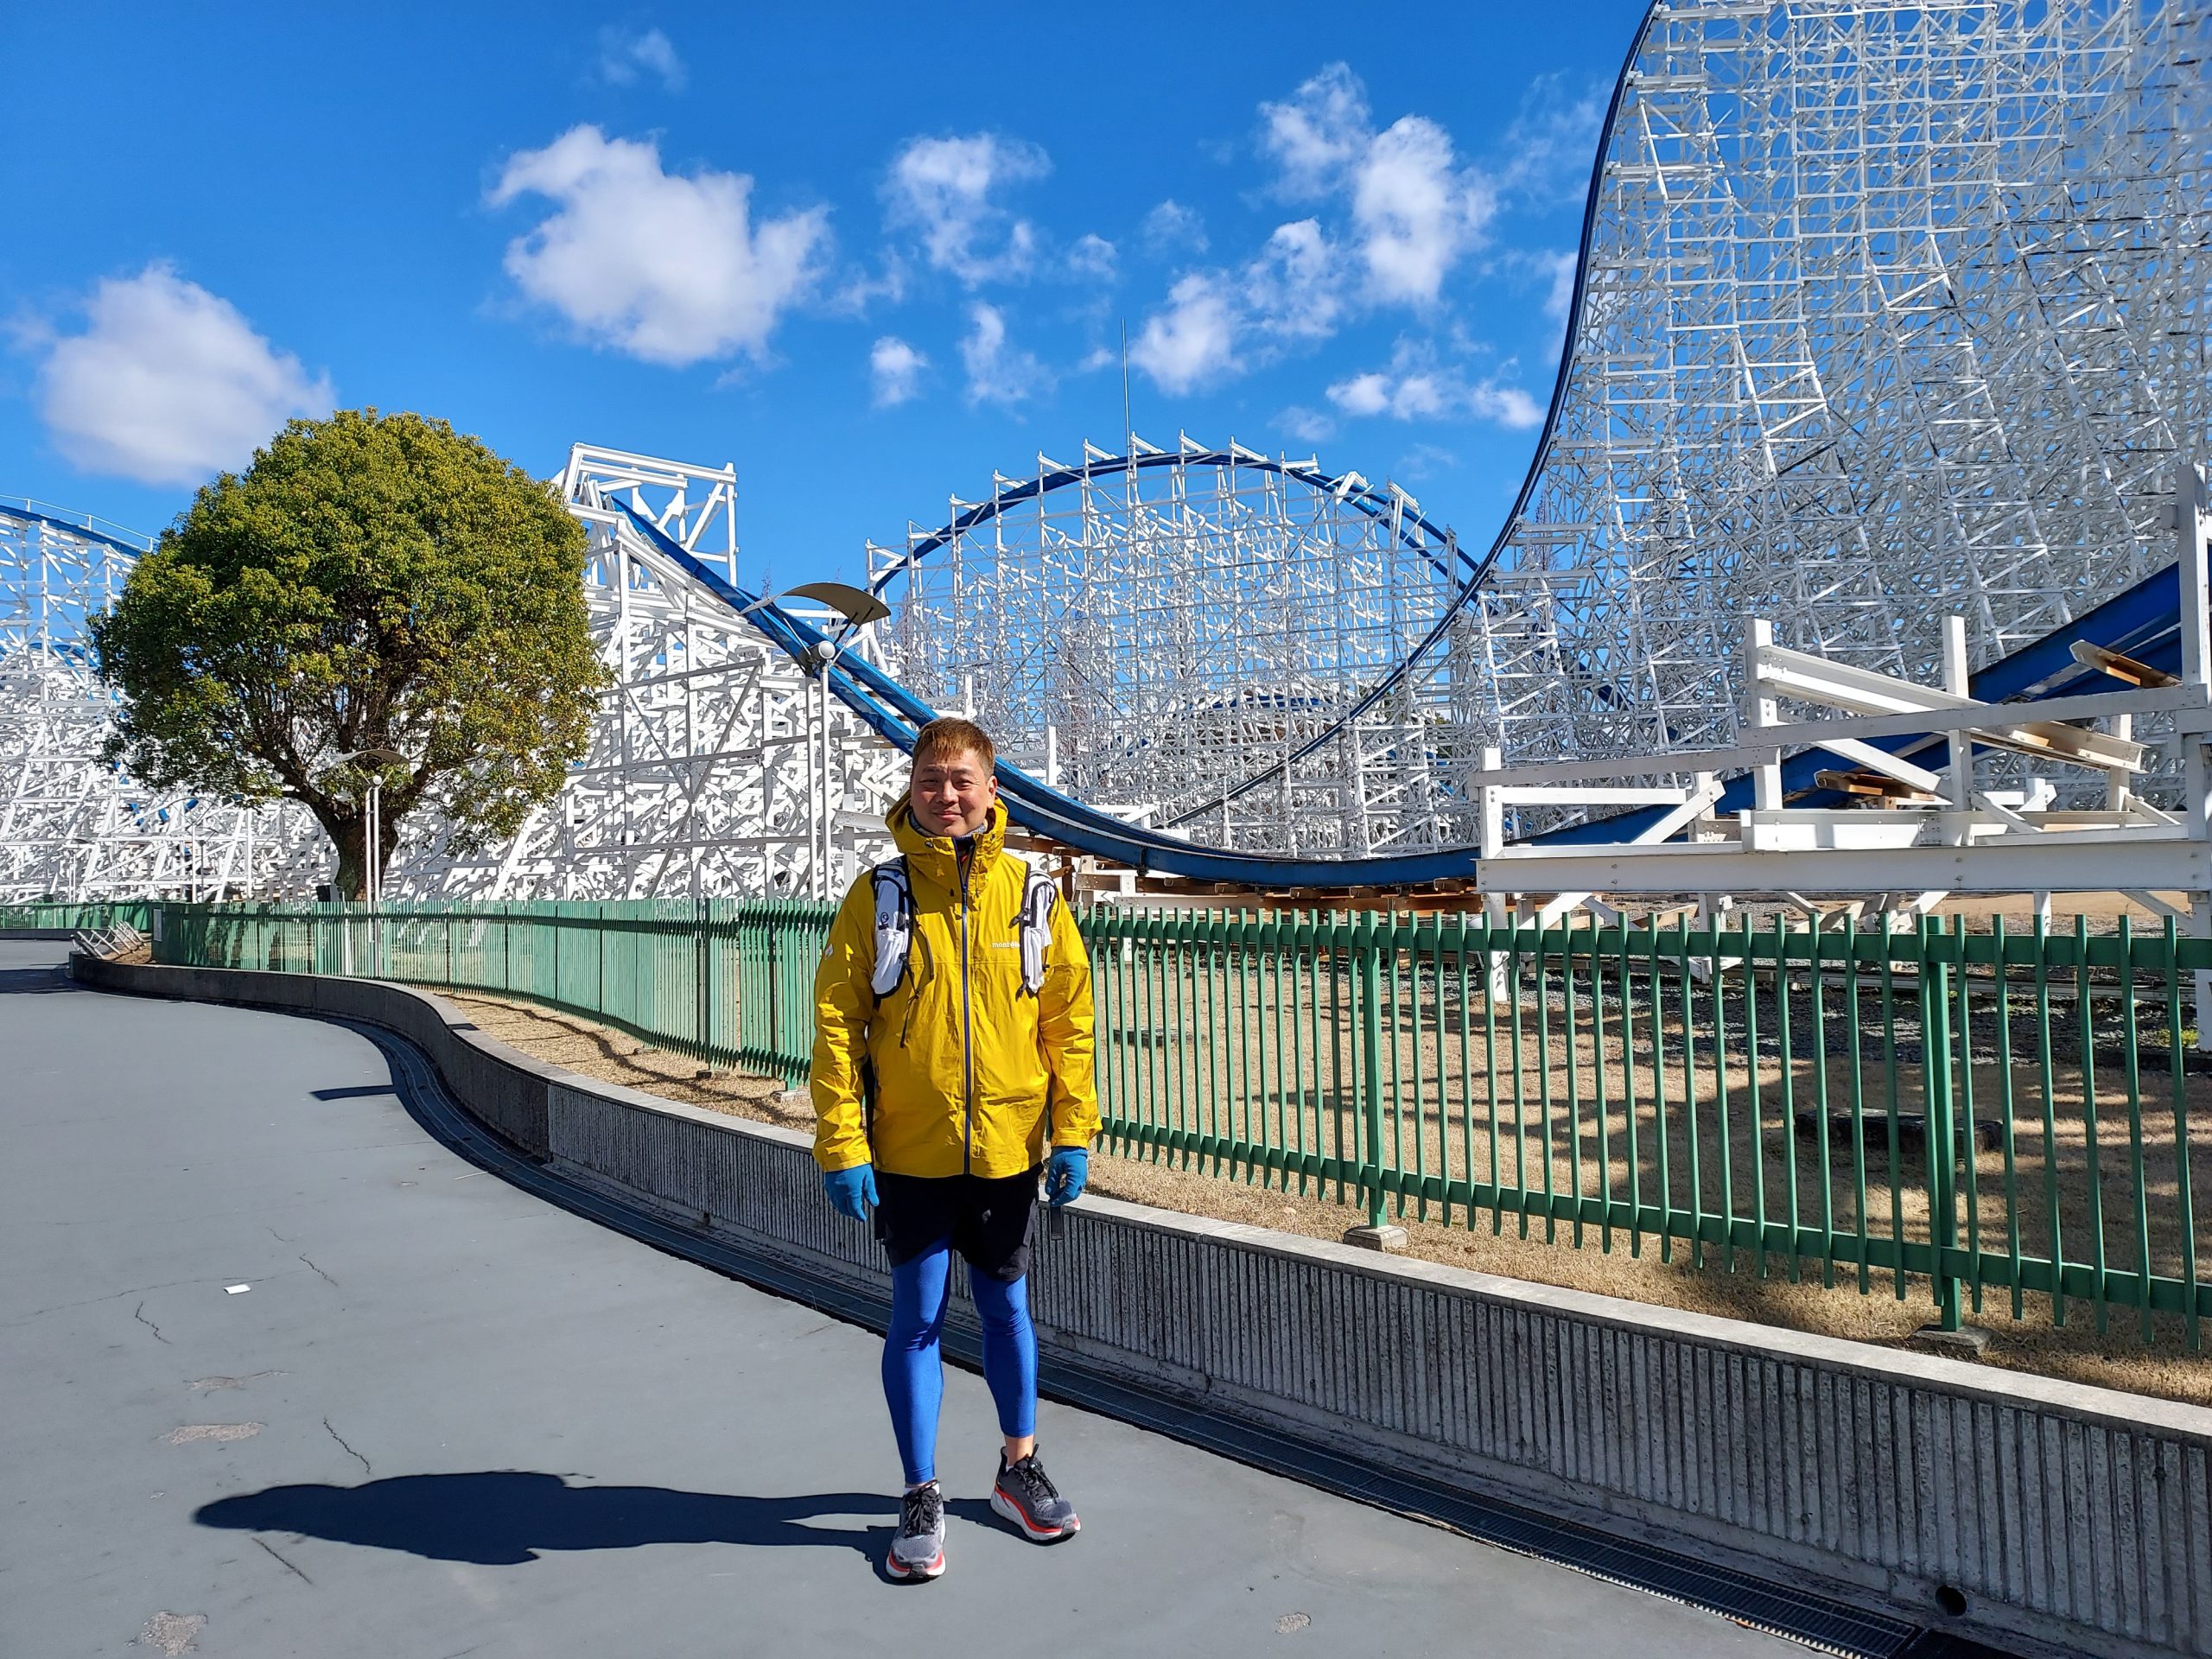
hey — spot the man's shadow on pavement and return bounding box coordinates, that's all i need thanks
[196,1471,906,1568]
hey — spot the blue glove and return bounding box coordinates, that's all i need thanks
[823,1162,877,1221]
[1044,1147,1088,1208]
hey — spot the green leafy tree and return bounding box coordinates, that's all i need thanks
[92,410,606,899]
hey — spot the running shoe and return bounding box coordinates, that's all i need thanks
[991,1450,1080,1542]
[887,1479,946,1580]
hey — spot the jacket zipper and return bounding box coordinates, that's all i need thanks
[958,842,975,1174]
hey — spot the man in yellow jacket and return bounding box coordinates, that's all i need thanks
[810,716,1099,1582]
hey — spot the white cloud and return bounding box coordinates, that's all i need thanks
[869,335,927,407]
[1128,273,1238,395]
[597,25,685,92]
[1245,219,1342,340]
[1259,63,1493,308]
[1351,115,1494,305]
[1276,404,1336,446]
[34,264,333,486]
[826,255,909,317]
[1260,64,1371,197]
[1065,232,1117,282]
[490,126,828,367]
[1395,442,1459,481]
[960,302,1050,407]
[1141,200,1208,257]
[884,134,1051,286]
[1326,343,1541,429]
[1125,220,1342,394]
[1498,73,1608,203]
[1126,63,1504,393]
[1328,372,1392,417]
[1537,248,1579,323]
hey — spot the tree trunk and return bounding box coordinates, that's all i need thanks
[315,798,406,902]
[321,807,369,901]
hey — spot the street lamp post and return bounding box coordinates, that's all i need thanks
[337,747,408,976]
[772,582,891,902]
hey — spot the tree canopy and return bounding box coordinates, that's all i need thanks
[92,409,605,898]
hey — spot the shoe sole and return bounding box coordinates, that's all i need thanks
[886,1545,945,1580]
[991,1486,1079,1542]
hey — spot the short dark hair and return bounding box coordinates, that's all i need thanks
[912,716,995,773]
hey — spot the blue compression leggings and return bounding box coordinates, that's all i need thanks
[882,1248,1037,1487]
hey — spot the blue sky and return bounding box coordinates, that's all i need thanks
[1,2,1645,588]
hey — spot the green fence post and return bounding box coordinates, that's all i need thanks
[767,916,784,1077]
[696,905,710,1058]
[1922,915,1963,1331]
[1359,911,1386,1230]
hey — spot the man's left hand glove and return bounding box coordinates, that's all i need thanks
[1044,1147,1088,1208]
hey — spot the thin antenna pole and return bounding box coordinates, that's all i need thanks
[1120,318,1132,442]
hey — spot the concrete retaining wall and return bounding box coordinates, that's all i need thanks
[71,953,2212,1659]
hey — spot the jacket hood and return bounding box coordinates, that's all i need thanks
[887,795,1008,889]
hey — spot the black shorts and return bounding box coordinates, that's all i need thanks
[873,1168,1039,1283]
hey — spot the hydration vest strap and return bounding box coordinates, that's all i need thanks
[868,852,1059,1000]
[868,859,912,998]
[1016,860,1057,997]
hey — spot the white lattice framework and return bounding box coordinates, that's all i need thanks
[0,502,319,902]
[9,0,2207,899]
[881,0,2210,853]
[868,440,1467,855]
[0,458,907,904]
[1422,0,2212,829]
[397,447,906,899]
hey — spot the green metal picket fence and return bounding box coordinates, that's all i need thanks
[1,900,151,932]
[1085,907,2212,1347]
[150,899,830,1086]
[147,897,2212,1345]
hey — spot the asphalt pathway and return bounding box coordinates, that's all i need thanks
[0,939,1808,1658]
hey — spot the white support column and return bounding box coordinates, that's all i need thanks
[2105,715,2134,811]
[616,533,636,865]
[815,667,832,901]
[2177,463,2212,1047]
[1478,745,1509,1000]
[1745,620,1783,811]
[1942,614,1973,845]
[804,666,821,899]
[1481,888,1510,1004]
[1478,746,1504,860]
[823,665,838,895]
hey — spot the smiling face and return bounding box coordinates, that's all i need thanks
[908,744,998,839]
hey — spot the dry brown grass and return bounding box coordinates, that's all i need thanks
[442,986,2212,1408]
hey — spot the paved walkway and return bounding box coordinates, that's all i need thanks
[1,939,1809,1658]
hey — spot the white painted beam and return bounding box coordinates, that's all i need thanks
[1477,836,2212,897]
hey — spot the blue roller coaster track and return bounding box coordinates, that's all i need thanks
[622,502,2190,889]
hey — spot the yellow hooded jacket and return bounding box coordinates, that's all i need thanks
[810,798,1099,1179]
